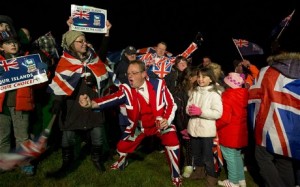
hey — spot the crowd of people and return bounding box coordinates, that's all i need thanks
[0,14,299,187]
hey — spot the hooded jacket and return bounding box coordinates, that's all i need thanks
[248,52,300,159]
[267,52,300,79]
[186,85,223,137]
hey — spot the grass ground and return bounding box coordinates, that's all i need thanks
[0,141,261,187]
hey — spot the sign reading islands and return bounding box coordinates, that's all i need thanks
[71,4,107,33]
[0,54,48,93]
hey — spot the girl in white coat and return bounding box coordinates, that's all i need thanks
[186,67,223,186]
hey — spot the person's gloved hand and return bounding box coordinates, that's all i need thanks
[50,100,62,114]
[180,129,190,140]
[188,104,202,116]
[193,32,204,47]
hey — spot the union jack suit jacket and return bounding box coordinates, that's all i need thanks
[93,78,177,135]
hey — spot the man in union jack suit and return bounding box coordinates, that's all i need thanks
[79,60,182,187]
[248,51,300,187]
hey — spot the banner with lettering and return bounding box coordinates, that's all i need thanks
[71,4,107,33]
[0,54,48,93]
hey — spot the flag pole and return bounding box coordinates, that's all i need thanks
[232,38,244,61]
[276,9,295,40]
[45,114,57,133]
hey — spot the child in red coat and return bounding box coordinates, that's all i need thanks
[216,72,248,187]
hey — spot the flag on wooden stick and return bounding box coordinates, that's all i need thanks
[232,38,264,59]
[271,9,296,39]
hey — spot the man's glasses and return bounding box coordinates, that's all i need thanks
[125,71,142,77]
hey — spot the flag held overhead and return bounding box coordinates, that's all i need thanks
[271,9,296,39]
[232,38,264,58]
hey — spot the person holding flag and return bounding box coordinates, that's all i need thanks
[231,38,262,87]
[46,19,114,177]
[233,59,259,88]
[138,32,203,79]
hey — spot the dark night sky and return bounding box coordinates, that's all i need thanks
[2,0,300,73]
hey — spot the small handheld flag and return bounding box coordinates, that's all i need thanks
[0,114,57,170]
[232,38,264,59]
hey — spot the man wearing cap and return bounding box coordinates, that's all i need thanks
[115,46,137,84]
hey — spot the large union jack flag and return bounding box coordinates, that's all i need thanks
[0,58,19,71]
[73,10,90,20]
[48,51,107,96]
[248,66,300,159]
[152,60,173,78]
[48,50,120,96]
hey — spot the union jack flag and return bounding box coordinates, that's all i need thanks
[213,134,223,172]
[233,39,248,48]
[0,58,19,71]
[73,10,90,20]
[0,115,54,171]
[248,66,300,159]
[48,50,120,96]
[152,60,173,78]
[233,38,264,56]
